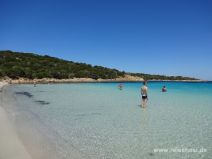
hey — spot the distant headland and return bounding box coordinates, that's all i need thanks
[0,50,201,83]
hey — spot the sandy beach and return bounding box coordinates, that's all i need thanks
[2,75,206,85]
[0,82,32,159]
[4,75,144,84]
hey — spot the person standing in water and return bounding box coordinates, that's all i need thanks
[118,83,123,90]
[33,80,37,87]
[141,81,148,108]
[162,86,167,92]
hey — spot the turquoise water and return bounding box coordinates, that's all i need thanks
[1,82,212,159]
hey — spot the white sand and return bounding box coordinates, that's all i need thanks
[0,82,32,159]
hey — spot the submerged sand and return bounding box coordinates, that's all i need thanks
[0,82,32,159]
[0,82,83,159]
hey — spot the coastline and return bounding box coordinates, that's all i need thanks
[148,79,209,82]
[0,82,32,159]
[1,76,207,85]
[0,82,77,159]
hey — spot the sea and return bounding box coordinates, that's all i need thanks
[1,82,212,159]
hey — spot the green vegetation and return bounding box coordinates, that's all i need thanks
[0,50,125,79]
[129,73,197,81]
[0,50,197,80]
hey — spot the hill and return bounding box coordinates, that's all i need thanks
[0,50,197,81]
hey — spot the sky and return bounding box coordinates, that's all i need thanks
[0,0,212,80]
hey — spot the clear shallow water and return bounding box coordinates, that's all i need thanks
[1,82,212,159]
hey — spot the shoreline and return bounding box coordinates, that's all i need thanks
[0,82,32,159]
[1,77,208,84]
[0,82,71,159]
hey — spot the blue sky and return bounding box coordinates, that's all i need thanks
[0,0,212,80]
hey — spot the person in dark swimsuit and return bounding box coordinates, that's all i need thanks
[142,95,148,99]
[162,86,167,92]
[141,81,148,108]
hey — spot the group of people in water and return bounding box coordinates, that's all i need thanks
[118,81,167,108]
[34,81,166,108]
[141,81,168,108]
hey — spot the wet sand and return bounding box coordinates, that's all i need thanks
[0,82,32,159]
